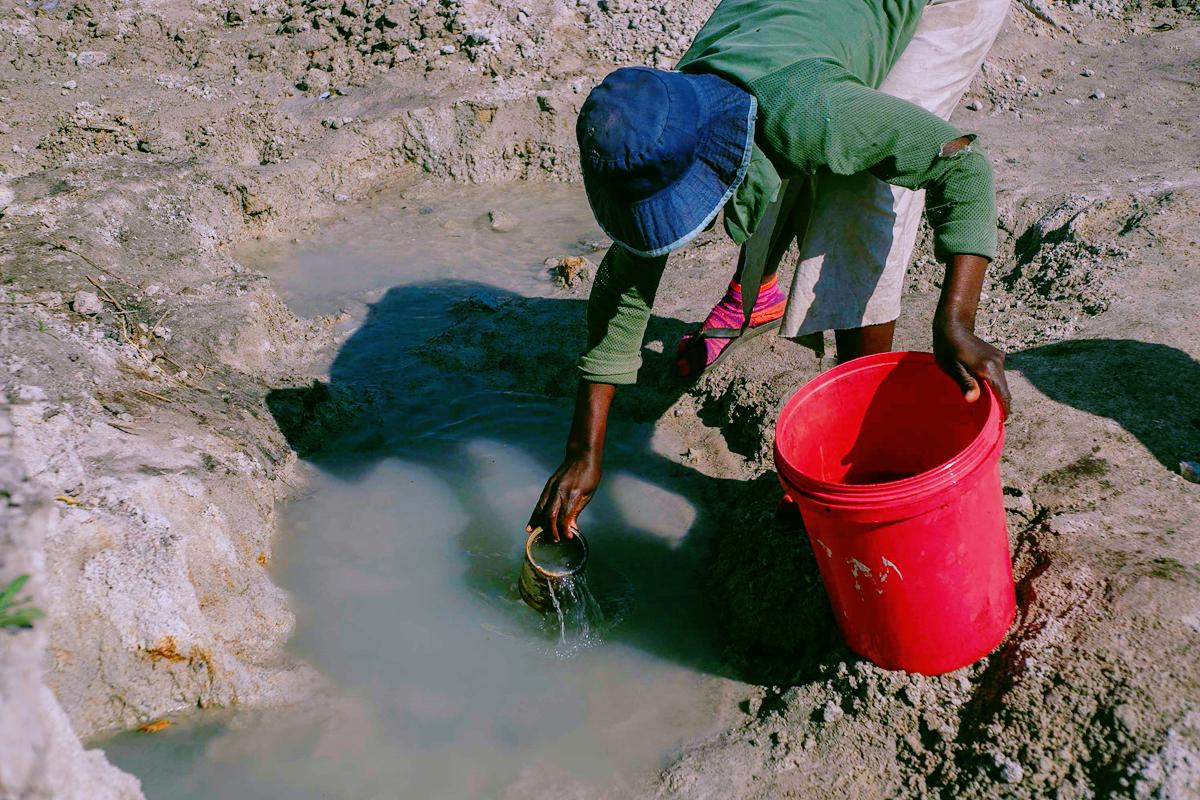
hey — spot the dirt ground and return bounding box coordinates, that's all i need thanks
[1,0,1198,797]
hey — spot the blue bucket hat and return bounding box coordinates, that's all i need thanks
[576,67,757,258]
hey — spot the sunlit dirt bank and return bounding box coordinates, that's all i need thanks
[1,0,1198,796]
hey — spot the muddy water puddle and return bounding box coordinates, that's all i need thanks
[100,182,740,799]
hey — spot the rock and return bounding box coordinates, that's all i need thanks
[451,291,505,314]
[1065,98,1081,106]
[1114,703,1139,733]
[0,184,13,215]
[62,80,77,90]
[576,234,610,252]
[548,255,593,289]
[992,752,1024,784]
[71,291,104,315]
[966,100,984,111]
[487,209,520,233]
[439,44,457,55]
[74,51,110,68]
[294,30,331,52]
[822,699,844,723]
[740,695,763,715]
[1081,67,1095,77]
[1090,89,1106,100]
[1180,461,1200,483]
[300,68,331,94]
[0,459,145,800]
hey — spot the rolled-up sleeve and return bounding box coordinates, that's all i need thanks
[750,60,997,261]
[577,245,669,385]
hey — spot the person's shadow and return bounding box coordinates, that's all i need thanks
[1009,339,1200,472]
[266,276,1197,691]
[266,280,841,687]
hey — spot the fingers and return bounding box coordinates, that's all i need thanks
[560,492,590,540]
[546,493,565,542]
[526,477,557,533]
[969,353,1012,419]
[954,361,981,403]
[983,359,1012,419]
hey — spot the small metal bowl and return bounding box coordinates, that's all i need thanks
[518,527,589,613]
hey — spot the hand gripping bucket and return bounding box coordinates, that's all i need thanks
[773,352,1015,674]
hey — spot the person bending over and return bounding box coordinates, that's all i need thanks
[529,0,1014,540]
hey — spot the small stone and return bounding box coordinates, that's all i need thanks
[301,68,330,93]
[1090,89,1106,100]
[71,291,104,315]
[62,80,77,90]
[418,206,434,215]
[1065,98,1081,106]
[576,235,610,252]
[902,683,922,706]
[822,700,844,723]
[75,51,110,67]
[487,209,520,233]
[993,752,1024,784]
[1081,67,1095,77]
[1180,461,1200,483]
[1015,74,1027,84]
[739,696,763,715]
[439,44,457,54]
[966,100,984,111]
[1113,703,1139,733]
[550,255,593,288]
[1001,761,1024,783]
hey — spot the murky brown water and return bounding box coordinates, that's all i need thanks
[99,182,740,799]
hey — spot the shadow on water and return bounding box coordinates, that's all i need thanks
[267,280,841,687]
[266,276,1200,696]
[1010,338,1200,470]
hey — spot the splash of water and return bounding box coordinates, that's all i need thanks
[544,573,606,658]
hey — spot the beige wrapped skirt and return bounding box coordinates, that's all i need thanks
[777,0,1012,338]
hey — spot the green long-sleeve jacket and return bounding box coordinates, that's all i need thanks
[579,0,998,385]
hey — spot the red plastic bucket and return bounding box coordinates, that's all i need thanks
[773,351,1015,674]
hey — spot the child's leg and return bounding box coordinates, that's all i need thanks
[835,320,897,363]
[676,185,805,376]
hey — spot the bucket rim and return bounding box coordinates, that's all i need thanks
[773,351,1003,507]
[524,526,589,578]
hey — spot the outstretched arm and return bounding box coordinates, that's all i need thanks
[528,245,668,539]
[526,381,615,541]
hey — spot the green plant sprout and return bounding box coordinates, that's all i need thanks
[0,575,46,628]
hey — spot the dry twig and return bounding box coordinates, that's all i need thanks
[135,388,173,403]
